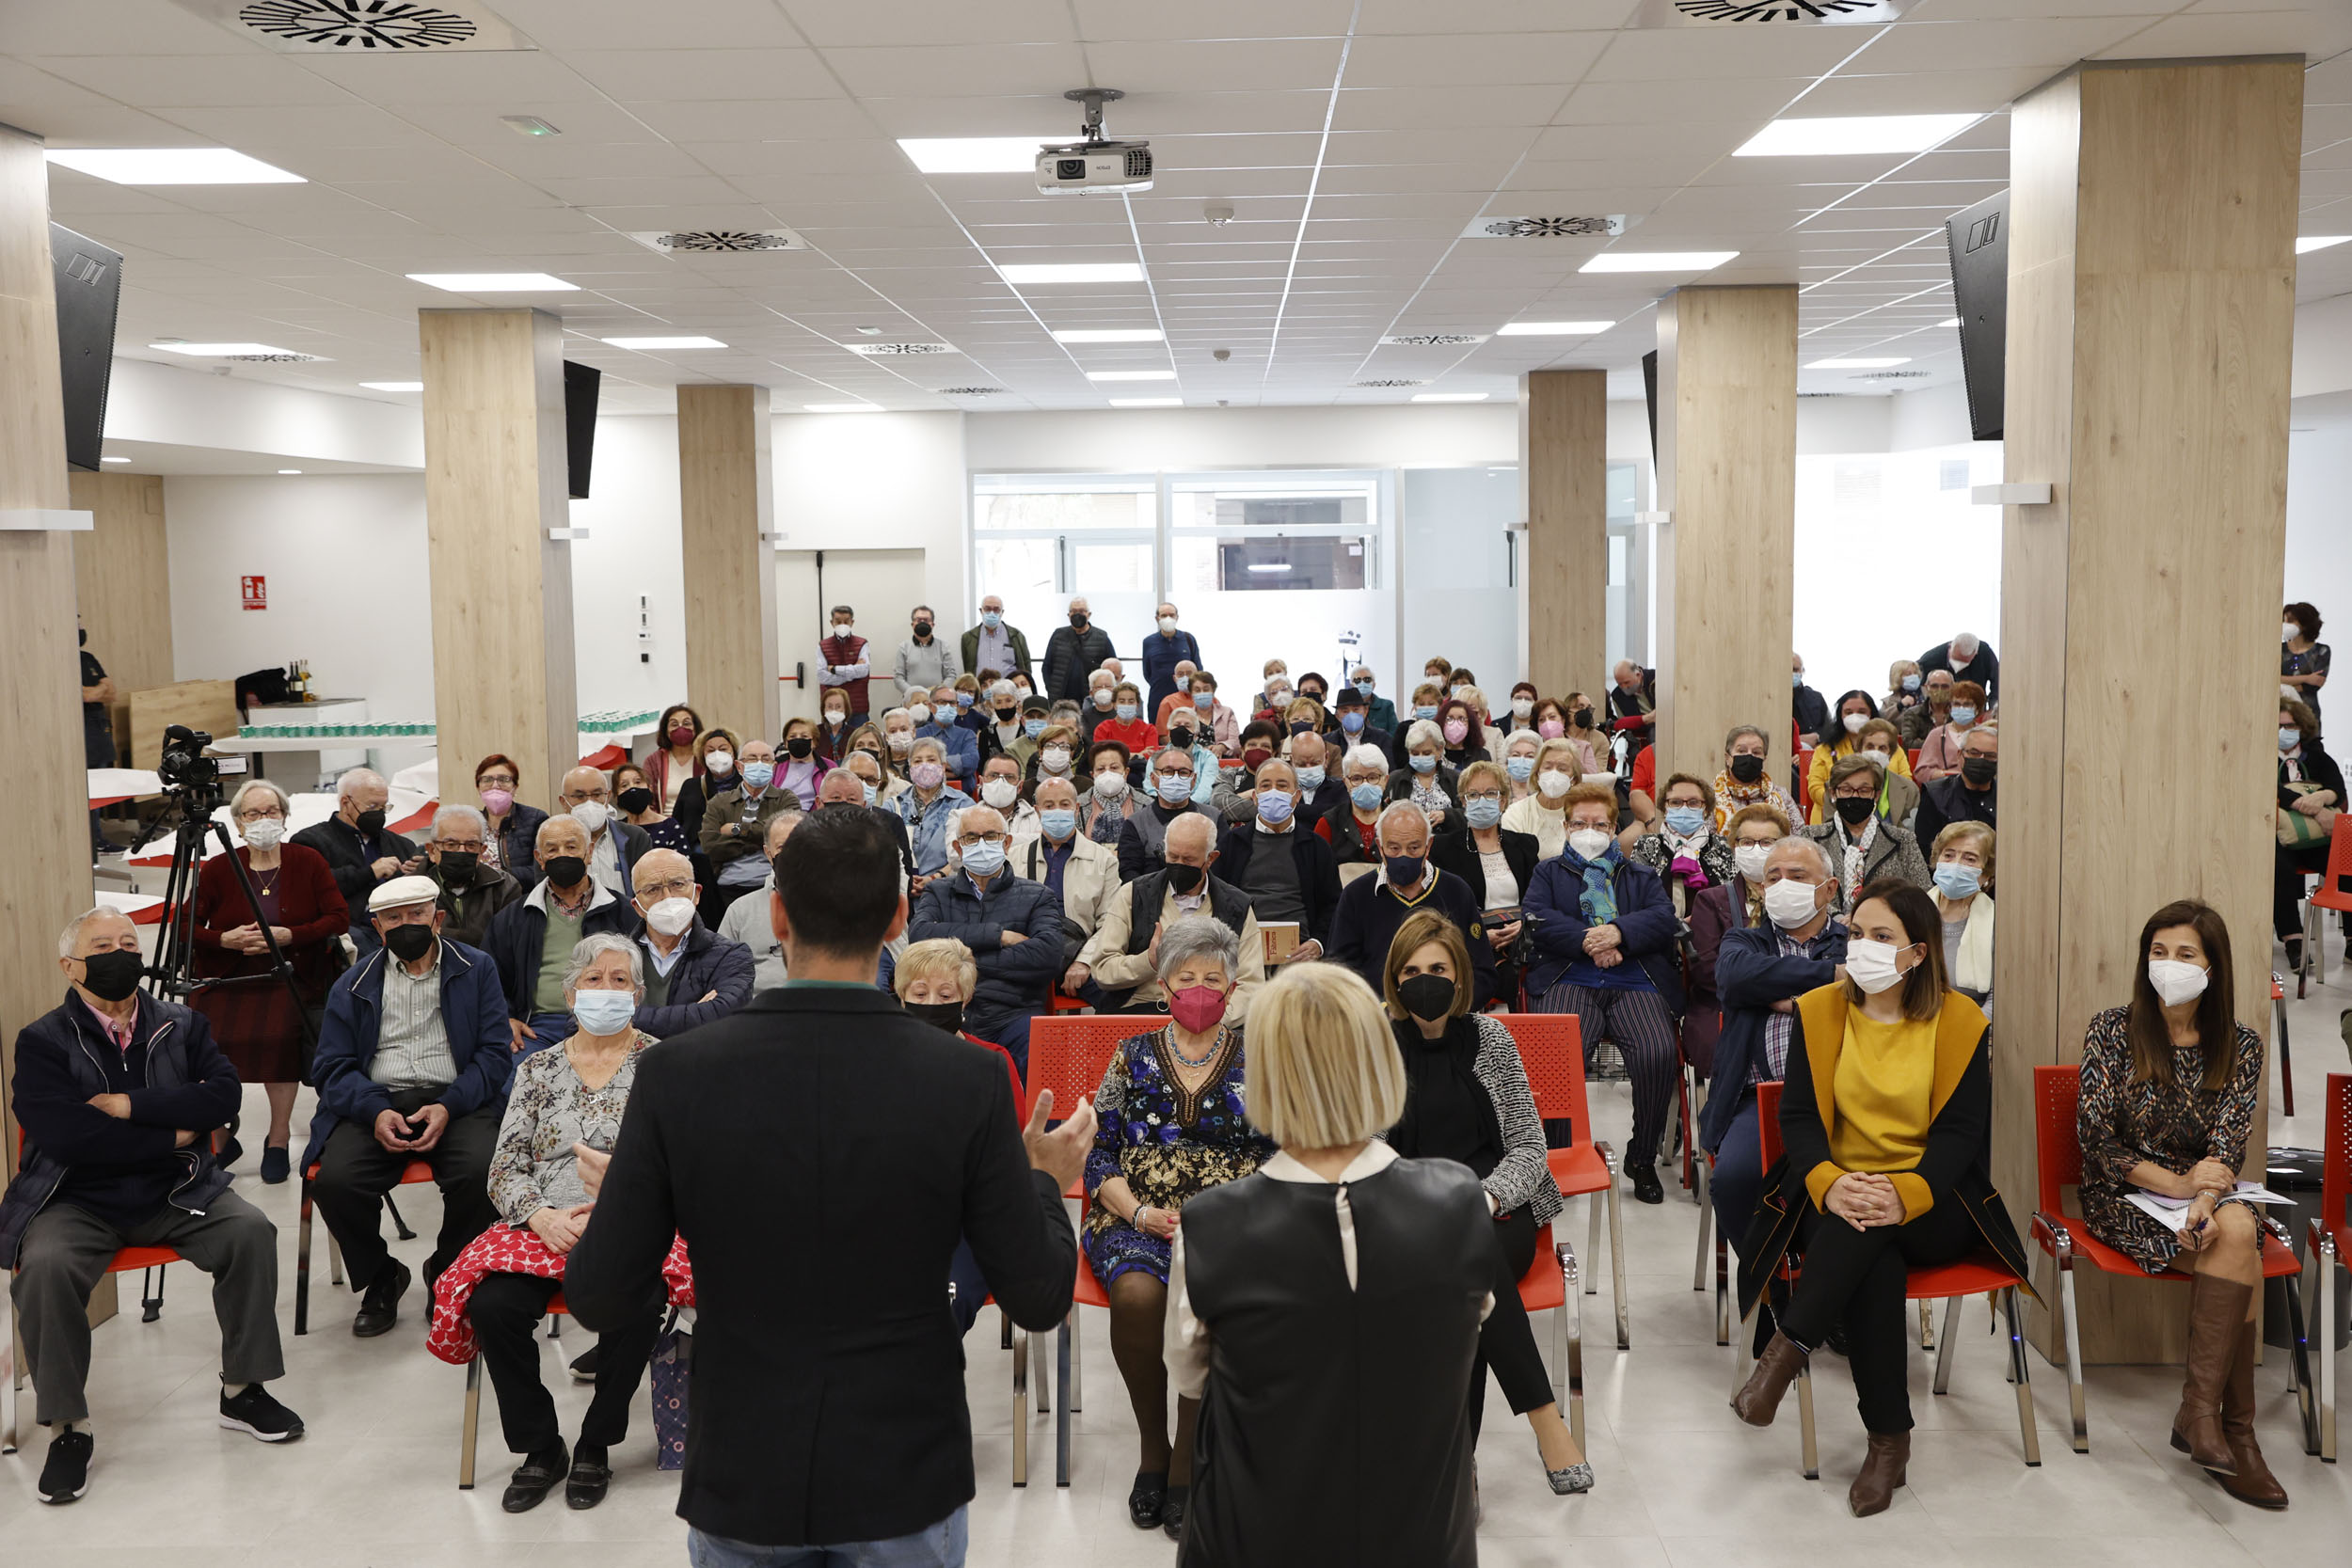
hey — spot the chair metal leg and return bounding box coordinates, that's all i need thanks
[1069,1307,1082,1412]
[294,1182,313,1337]
[2275,983,2296,1117]
[548,1314,562,1340]
[1557,1239,1584,1452]
[141,1265,165,1323]
[1917,1296,1934,1352]
[1795,1362,1819,1480]
[1600,1144,1629,1350]
[2314,1234,2338,1462]
[1054,1313,1073,1488]
[2002,1286,2042,1465]
[458,1354,482,1489]
[2053,1239,2089,1453]
[1692,1158,1712,1291]
[1037,1317,1054,1414]
[1733,1302,1755,1402]
[387,1193,417,1243]
[1714,1220,1732,1348]
[1001,1307,1012,1353]
[1584,1180,1602,1298]
[1010,1326,1030,1487]
[330,1232,343,1287]
[2280,1237,2319,1455]
[2,1275,16,1454]
[1931,1295,1962,1395]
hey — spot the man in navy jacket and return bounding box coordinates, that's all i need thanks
[627,847,755,1037]
[304,877,514,1338]
[906,802,1063,1074]
[2,908,301,1499]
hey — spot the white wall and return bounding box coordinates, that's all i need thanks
[2286,392,2352,679]
[564,415,686,719]
[966,404,1521,472]
[108,358,424,469]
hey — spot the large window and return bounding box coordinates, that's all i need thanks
[971,475,1157,658]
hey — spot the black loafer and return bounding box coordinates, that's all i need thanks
[1628,1164,1664,1205]
[501,1445,569,1513]
[352,1259,410,1338]
[1127,1469,1167,1528]
[1161,1482,1189,1541]
[565,1446,612,1510]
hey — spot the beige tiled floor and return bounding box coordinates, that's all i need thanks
[5,929,2349,1564]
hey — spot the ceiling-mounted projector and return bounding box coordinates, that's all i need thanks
[1038,87,1152,195]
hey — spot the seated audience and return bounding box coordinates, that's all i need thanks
[194,778,348,1181]
[908,804,1062,1072]
[445,934,665,1513]
[612,762,690,856]
[1152,660,1200,736]
[558,765,651,900]
[775,718,833,809]
[1188,669,1240,753]
[815,686,858,765]
[1607,661,1655,754]
[1161,706,1221,810]
[1025,721,1077,793]
[1712,723,1802,832]
[1686,804,1796,1080]
[1405,681,1444,733]
[1802,755,1931,908]
[1919,629,1998,701]
[1390,719,1461,832]
[1253,658,1295,721]
[1328,802,1497,1010]
[975,681,1025,769]
[1915,723,1997,849]
[1214,757,1341,969]
[1349,665,1400,735]
[717,811,800,991]
[1525,783,1685,1205]
[920,683,981,794]
[421,801,526,958]
[881,706,918,779]
[294,766,423,952]
[1502,736,1582,859]
[1456,685,1507,757]
[1930,823,1994,1012]
[1627,772,1735,920]
[1912,679,1985,783]
[1438,697,1489,772]
[1897,668,1955,750]
[1699,834,1844,1269]
[1080,738,1136,843]
[1383,912,1587,1494]
[1325,742,1391,871]
[307,876,514,1338]
[641,705,707,816]
[1075,813,1264,1022]
[1085,670,1123,734]
[475,752,548,881]
[1016,775,1121,1000]
[1555,693,1611,779]
[1119,747,1210,881]
[2074,899,2281,1508]
[1210,723,1279,821]
[1844,719,1916,825]
[699,739,798,919]
[489,816,642,1054]
[1504,680,1539,733]
[2276,695,2342,970]
[669,730,740,870]
[1084,916,1275,1539]
[1333,686,1393,766]
[892,735,973,882]
[1285,730,1341,824]
[4,909,299,1503]
[1500,728,1542,806]
[1731,880,2026,1520]
[977,752,1039,841]
[628,847,754,1037]
[1804,691,1914,823]
[1883,659,1924,725]
[1431,760,1538,1005]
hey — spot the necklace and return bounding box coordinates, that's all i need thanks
[1167,1022,1222,1067]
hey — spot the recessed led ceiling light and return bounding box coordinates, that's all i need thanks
[101,455,131,464]
[501,115,562,137]
[1579,252,1739,274]
[1495,321,1616,337]
[45,148,303,184]
[1411,392,1488,403]
[1001,262,1147,284]
[1053,328,1165,343]
[805,403,882,413]
[1734,114,1980,157]
[2296,235,2352,255]
[278,468,302,475]
[1086,370,1176,382]
[1807,356,1911,369]
[898,136,1050,174]
[407,272,578,292]
[1109,398,1183,408]
[601,335,727,350]
[149,341,297,356]
[360,380,425,391]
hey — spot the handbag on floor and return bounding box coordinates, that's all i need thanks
[650,1307,692,1471]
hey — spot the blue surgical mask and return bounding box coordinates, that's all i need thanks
[1414,705,1438,721]
[961,839,1007,877]
[1295,765,1326,792]
[981,610,1001,628]
[1040,807,1077,841]
[570,987,636,1036]
[2280,726,2300,752]
[741,761,775,788]
[1117,703,1138,721]
[1257,791,1295,826]
[1356,678,1375,695]
[1024,718,1046,739]
[954,691,974,708]
[1901,673,1920,692]
[1350,781,1384,811]
[1340,711,1365,734]
[1933,863,1981,900]
[1950,705,1978,726]
[1193,691,1212,711]
[1408,752,1437,774]
[1156,772,1194,803]
[1791,672,1804,689]
[861,780,878,806]
[1664,805,1707,836]
[1464,797,1502,831]
[1504,754,1535,782]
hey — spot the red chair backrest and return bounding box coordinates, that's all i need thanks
[2033,1063,2082,1217]
[1906,748,1921,769]
[2324,1072,2352,1238]
[1026,1014,1149,1120]
[1500,1013,1587,1143]
[2312,816,2352,913]
[1757,1079,1784,1167]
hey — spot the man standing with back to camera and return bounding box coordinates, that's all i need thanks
[564,805,1093,1567]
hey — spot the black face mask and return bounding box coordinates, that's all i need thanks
[904,999,965,1037]
[1166,862,1206,895]
[77,948,144,1002]
[995,707,1016,722]
[1069,612,1089,628]
[544,854,588,887]
[436,850,479,882]
[79,627,88,647]
[1300,690,1324,705]
[1834,796,1876,827]
[913,620,933,638]
[615,786,655,816]
[786,736,813,759]
[385,923,436,963]
[1573,706,1594,729]
[1398,974,1456,1023]
[355,807,387,835]
[1168,727,1195,751]
[1289,721,1313,736]
[1728,753,1765,784]
[1961,756,1997,787]
[1384,853,1425,886]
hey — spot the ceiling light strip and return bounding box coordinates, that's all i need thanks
[1259,0,1364,402]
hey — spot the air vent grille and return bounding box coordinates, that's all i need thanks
[1380,334,1487,347]
[1476,215,1623,240]
[628,228,806,255]
[225,351,327,363]
[849,341,953,356]
[936,387,1007,396]
[1643,0,1905,24]
[1123,147,1153,179]
[1353,378,1428,388]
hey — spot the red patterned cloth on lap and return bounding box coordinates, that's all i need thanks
[427,1224,694,1365]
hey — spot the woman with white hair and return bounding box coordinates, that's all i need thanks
[190,777,348,1182]
[1500,736,1583,860]
[1322,741,1394,871]
[891,733,972,879]
[1386,718,1461,831]
[1084,915,1276,1541]
[1169,962,1499,1567]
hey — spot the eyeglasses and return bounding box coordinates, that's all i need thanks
[1834,787,1876,800]
[433,838,486,853]
[1462,790,1503,805]
[954,831,1008,849]
[234,806,285,822]
[636,877,695,899]
[477,774,516,789]
[1156,771,1196,785]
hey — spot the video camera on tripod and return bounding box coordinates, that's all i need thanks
[156,722,223,801]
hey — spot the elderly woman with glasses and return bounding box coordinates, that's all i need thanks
[1085,916,1278,1542]
[190,778,350,1182]
[892,734,973,882]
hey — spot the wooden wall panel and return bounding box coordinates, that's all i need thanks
[420,309,579,808]
[677,384,780,741]
[70,469,170,758]
[1654,286,1798,785]
[1520,370,1608,702]
[1994,57,2301,1363]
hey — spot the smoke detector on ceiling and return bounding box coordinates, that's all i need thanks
[848,341,954,356]
[628,228,806,255]
[171,0,534,52]
[1380,334,1488,347]
[1353,378,1428,388]
[1640,0,1905,23]
[1466,215,1627,240]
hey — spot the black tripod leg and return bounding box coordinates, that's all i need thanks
[142,1265,166,1323]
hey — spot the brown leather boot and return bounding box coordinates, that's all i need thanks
[2169,1274,2249,1475]
[1731,1331,1807,1428]
[1848,1430,1909,1517]
[2217,1315,2290,1508]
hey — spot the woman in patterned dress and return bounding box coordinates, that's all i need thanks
[2074,899,2282,1509]
[1085,916,1276,1541]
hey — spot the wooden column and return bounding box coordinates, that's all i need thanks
[1994,56,2301,1364]
[71,469,171,758]
[1520,370,1608,701]
[1653,286,1797,784]
[420,309,579,806]
[677,384,780,739]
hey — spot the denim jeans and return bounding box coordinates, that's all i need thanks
[688,1507,967,1568]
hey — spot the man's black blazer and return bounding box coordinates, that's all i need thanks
[564,984,1077,1546]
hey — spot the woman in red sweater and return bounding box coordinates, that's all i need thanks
[1090,679,1159,756]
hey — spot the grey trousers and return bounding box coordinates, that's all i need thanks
[12,1192,283,1424]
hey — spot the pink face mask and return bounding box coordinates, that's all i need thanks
[911,761,946,791]
[1169,983,1229,1035]
[1442,719,1470,745]
[1537,720,1565,740]
[480,787,514,815]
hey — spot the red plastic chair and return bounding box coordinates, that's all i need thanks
[2304,1072,2350,1463]
[2030,1063,2314,1456]
[2,1243,183,1454]
[2294,814,2352,996]
[458,1288,567,1489]
[295,1156,436,1335]
[1501,1013,1628,1353]
[1739,1081,2041,1477]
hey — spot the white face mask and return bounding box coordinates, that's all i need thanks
[1158,615,1178,635]
[1734,844,1773,881]
[1842,711,1868,735]
[908,703,932,725]
[1093,770,1129,799]
[242,817,287,849]
[1859,749,1890,768]
[1093,689,1115,708]
[705,751,734,775]
[1763,878,1822,930]
[570,800,611,833]
[887,731,913,753]
[1566,827,1613,860]
[1511,697,1534,718]
[644,896,695,937]
[2147,958,2210,1007]
[2284,623,2300,641]
[1040,746,1071,773]
[1537,768,1574,799]
[1845,938,1913,994]
[980,777,1019,809]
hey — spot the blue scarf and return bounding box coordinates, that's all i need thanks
[1565,845,1619,925]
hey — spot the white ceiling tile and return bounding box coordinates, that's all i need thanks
[819,43,1089,100]
[1343,32,1613,89]
[496,0,812,50]
[1331,86,1573,132]
[563,50,844,101]
[1079,39,1345,94]
[2096,8,2352,57]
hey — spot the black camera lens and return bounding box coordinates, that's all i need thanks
[1056,158,1087,181]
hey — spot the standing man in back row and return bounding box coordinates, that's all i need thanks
[1917,630,1998,705]
[817,605,873,733]
[1141,600,1201,718]
[961,594,1033,686]
[895,607,961,706]
[1042,596,1116,705]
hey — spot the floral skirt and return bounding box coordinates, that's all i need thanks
[427,1224,694,1364]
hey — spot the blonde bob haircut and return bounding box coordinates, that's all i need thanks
[894,937,977,1000]
[1243,963,1407,1149]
